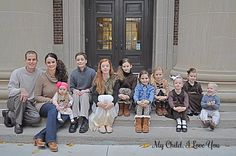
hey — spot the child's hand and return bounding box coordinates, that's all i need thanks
[179,107,186,112]
[97,102,106,109]
[207,101,214,106]
[104,102,114,110]
[118,94,125,99]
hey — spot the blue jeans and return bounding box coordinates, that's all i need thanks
[34,103,69,143]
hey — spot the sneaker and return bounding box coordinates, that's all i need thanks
[79,117,89,133]
[69,120,79,133]
[14,124,23,134]
[201,120,210,128]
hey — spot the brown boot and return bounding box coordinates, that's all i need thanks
[118,103,124,116]
[123,104,130,117]
[156,106,163,116]
[162,108,168,116]
[142,116,150,133]
[135,115,143,133]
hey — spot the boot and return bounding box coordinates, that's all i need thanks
[142,116,150,133]
[118,103,124,116]
[156,106,163,116]
[162,108,168,116]
[123,104,130,117]
[135,115,143,133]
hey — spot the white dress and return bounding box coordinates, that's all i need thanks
[89,95,119,131]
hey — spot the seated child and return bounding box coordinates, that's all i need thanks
[199,82,220,130]
[133,70,155,133]
[89,95,117,134]
[52,81,74,123]
[117,58,137,117]
[150,66,169,116]
[168,75,189,132]
[183,68,203,116]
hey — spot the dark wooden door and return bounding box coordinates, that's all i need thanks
[85,0,154,72]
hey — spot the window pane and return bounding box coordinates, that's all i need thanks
[125,18,141,50]
[96,18,112,50]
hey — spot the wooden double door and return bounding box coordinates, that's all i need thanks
[85,0,154,72]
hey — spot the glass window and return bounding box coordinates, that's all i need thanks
[96,18,112,50]
[125,18,141,50]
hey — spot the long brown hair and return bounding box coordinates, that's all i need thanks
[116,58,132,81]
[94,58,114,94]
[45,53,68,82]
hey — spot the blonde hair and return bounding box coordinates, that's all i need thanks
[208,82,218,91]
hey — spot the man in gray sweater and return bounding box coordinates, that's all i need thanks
[3,50,42,134]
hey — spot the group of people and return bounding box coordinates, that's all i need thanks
[2,50,221,152]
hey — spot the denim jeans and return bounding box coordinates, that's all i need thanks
[34,102,69,143]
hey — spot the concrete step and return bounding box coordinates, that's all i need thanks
[0,124,235,146]
[0,101,235,112]
[1,108,236,128]
[114,112,236,128]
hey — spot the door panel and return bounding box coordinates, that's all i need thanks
[85,0,153,72]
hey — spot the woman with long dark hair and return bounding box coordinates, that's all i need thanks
[33,53,68,152]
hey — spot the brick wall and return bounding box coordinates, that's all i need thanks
[173,0,179,45]
[53,0,63,44]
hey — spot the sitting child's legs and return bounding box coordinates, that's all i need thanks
[57,112,63,123]
[69,113,75,123]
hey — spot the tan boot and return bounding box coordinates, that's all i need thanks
[118,103,124,116]
[123,104,130,117]
[162,108,168,116]
[142,116,150,133]
[156,106,163,116]
[135,115,143,133]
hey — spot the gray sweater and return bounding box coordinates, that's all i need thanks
[69,66,96,92]
[8,67,43,100]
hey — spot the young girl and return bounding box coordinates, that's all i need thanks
[183,68,203,116]
[133,70,154,133]
[150,66,169,116]
[168,75,189,132]
[52,81,74,123]
[116,58,137,117]
[89,59,119,134]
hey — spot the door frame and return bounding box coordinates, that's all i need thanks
[85,0,154,72]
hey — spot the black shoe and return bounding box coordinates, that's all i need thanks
[193,112,200,116]
[2,110,15,127]
[176,124,181,132]
[79,117,89,133]
[182,125,188,132]
[14,124,23,134]
[69,120,79,133]
[187,112,193,116]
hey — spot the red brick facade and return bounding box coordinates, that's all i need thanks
[173,0,179,45]
[53,0,63,44]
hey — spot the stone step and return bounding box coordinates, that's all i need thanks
[113,112,236,128]
[0,101,236,112]
[0,124,235,146]
[0,111,236,129]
